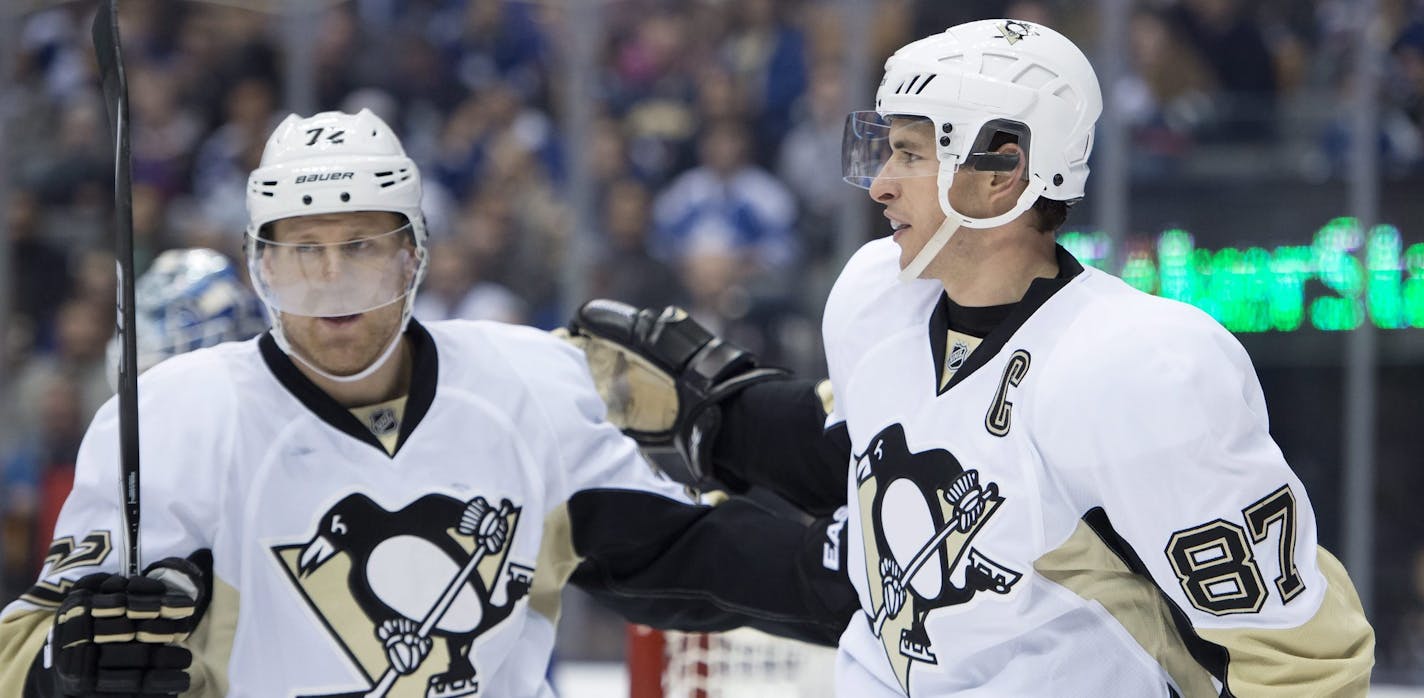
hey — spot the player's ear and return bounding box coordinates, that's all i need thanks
[986,142,1029,209]
[987,143,1027,189]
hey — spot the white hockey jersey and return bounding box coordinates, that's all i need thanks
[0,320,855,697]
[823,239,1374,697]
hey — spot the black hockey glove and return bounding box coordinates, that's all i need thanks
[562,299,789,480]
[43,557,207,697]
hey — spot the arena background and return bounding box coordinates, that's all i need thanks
[0,0,1422,693]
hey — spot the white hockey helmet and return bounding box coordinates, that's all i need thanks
[244,109,430,381]
[247,109,426,237]
[843,20,1102,279]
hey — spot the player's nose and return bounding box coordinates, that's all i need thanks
[869,167,899,202]
[315,247,346,278]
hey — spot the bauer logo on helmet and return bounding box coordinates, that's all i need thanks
[295,172,355,184]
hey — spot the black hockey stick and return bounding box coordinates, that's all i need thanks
[92,0,141,577]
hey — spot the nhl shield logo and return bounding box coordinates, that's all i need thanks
[273,492,533,697]
[855,425,1022,693]
[368,408,399,437]
[945,341,970,376]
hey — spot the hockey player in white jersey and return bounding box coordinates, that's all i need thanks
[566,19,1375,697]
[0,109,857,697]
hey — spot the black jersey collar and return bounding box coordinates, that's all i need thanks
[260,320,439,458]
[942,296,1016,339]
[930,244,1084,394]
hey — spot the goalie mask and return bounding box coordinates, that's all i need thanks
[841,19,1102,281]
[245,109,429,382]
[106,248,267,388]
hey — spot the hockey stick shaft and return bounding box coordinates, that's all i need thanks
[364,502,513,698]
[92,0,141,577]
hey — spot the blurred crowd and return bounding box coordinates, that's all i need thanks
[3,0,1424,679]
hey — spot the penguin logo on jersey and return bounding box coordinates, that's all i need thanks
[855,424,1022,694]
[272,492,533,698]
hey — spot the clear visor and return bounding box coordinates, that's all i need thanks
[841,111,1022,190]
[246,223,419,318]
[843,111,942,189]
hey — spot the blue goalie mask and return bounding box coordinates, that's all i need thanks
[107,248,268,387]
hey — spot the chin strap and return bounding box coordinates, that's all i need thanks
[291,328,404,383]
[957,179,1045,230]
[898,214,963,283]
[899,176,1046,283]
[268,294,413,383]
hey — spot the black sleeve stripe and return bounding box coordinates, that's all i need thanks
[1083,507,1233,698]
[18,584,66,609]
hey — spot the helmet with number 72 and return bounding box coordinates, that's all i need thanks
[243,109,429,379]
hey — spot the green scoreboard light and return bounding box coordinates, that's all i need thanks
[1059,218,1424,333]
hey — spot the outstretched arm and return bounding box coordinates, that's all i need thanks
[501,324,859,645]
[711,379,850,516]
[568,490,855,646]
